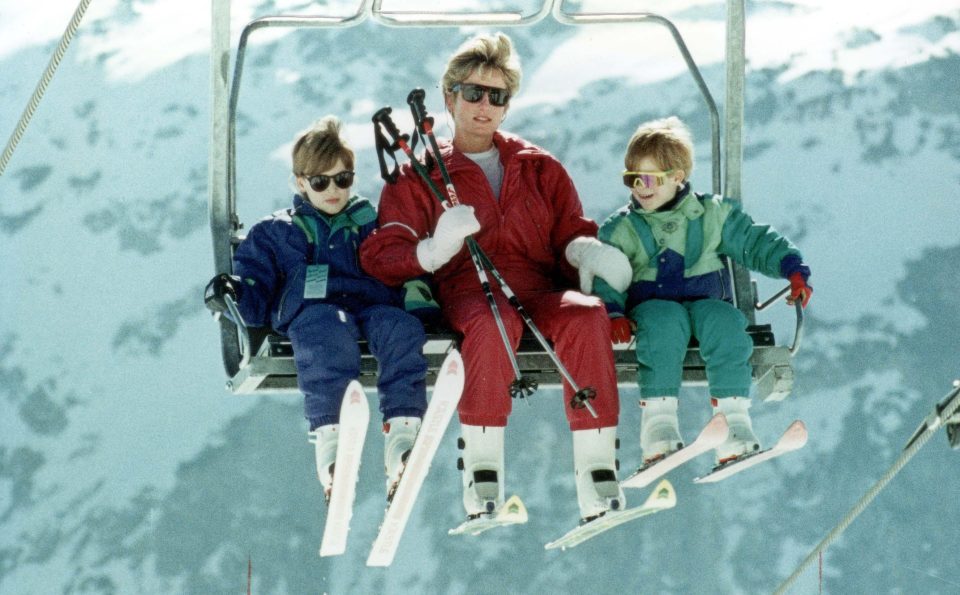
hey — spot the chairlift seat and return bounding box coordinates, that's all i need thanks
[224,324,794,402]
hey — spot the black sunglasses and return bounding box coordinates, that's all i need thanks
[305,170,354,192]
[451,83,511,107]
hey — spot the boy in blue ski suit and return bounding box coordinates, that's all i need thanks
[593,116,813,467]
[205,116,428,500]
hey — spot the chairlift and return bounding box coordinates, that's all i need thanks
[208,0,803,400]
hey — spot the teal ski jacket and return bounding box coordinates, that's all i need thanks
[594,184,808,317]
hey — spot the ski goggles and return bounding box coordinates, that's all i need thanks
[451,83,511,107]
[305,170,355,192]
[622,169,674,189]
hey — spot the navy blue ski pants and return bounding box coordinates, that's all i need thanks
[285,303,428,429]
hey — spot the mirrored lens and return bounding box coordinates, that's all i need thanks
[486,87,509,106]
[460,84,485,102]
[634,174,660,189]
[456,83,510,107]
[622,171,669,189]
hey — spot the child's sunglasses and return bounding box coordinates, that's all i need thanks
[451,83,511,107]
[305,170,355,192]
[622,169,674,189]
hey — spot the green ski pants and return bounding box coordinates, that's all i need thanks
[630,298,753,398]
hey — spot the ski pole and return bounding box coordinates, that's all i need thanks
[406,89,598,417]
[372,107,537,402]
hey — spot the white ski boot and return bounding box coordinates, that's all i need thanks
[711,397,761,464]
[573,427,625,522]
[639,397,685,464]
[457,424,505,517]
[308,424,339,503]
[383,416,422,499]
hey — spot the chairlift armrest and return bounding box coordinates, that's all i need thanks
[223,294,252,368]
[755,284,804,356]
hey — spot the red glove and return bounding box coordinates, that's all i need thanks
[610,317,633,344]
[787,272,812,308]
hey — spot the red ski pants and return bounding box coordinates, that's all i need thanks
[443,288,619,430]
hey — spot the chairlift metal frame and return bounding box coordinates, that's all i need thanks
[208,0,802,399]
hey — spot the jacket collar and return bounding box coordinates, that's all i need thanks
[630,183,704,220]
[293,194,372,232]
[436,131,550,174]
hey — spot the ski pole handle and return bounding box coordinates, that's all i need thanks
[374,105,452,209]
[372,107,410,151]
[407,88,427,110]
[407,88,462,206]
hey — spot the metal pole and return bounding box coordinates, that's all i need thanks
[209,0,242,377]
[724,0,755,322]
[371,0,552,27]
[210,0,231,276]
[774,381,960,594]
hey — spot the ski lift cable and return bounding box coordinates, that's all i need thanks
[775,380,960,594]
[0,0,94,177]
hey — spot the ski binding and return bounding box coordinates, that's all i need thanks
[694,419,808,484]
[621,413,729,489]
[448,494,528,536]
[545,479,676,550]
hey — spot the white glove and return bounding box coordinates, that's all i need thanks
[416,205,481,272]
[564,236,633,294]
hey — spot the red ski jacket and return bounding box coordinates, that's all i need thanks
[360,131,597,301]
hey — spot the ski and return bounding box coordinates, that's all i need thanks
[620,413,729,489]
[544,479,676,551]
[319,381,370,557]
[448,494,529,536]
[366,349,466,567]
[694,420,808,484]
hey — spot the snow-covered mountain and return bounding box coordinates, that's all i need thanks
[2,1,959,593]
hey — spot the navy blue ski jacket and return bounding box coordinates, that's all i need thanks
[232,194,400,334]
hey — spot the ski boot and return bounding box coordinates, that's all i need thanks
[383,416,422,500]
[711,397,761,465]
[639,397,685,465]
[457,424,505,517]
[573,426,625,522]
[308,424,339,503]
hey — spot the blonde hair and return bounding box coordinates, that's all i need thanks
[291,115,355,175]
[441,32,522,101]
[624,116,694,180]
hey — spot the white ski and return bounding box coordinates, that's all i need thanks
[545,479,676,551]
[366,349,466,567]
[620,413,729,489]
[694,419,808,484]
[319,381,369,557]
[448,494,529,536]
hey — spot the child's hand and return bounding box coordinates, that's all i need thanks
[204,273,241,314]
[610,317,633,344]
[786,272,812,308]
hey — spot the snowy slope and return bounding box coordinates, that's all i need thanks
[2,1,959,593]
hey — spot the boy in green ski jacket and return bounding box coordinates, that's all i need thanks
[592,116,813,467]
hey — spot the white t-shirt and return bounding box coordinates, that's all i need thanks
[464,146,504,200]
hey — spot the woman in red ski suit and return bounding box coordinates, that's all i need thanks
[360,33,634,522]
